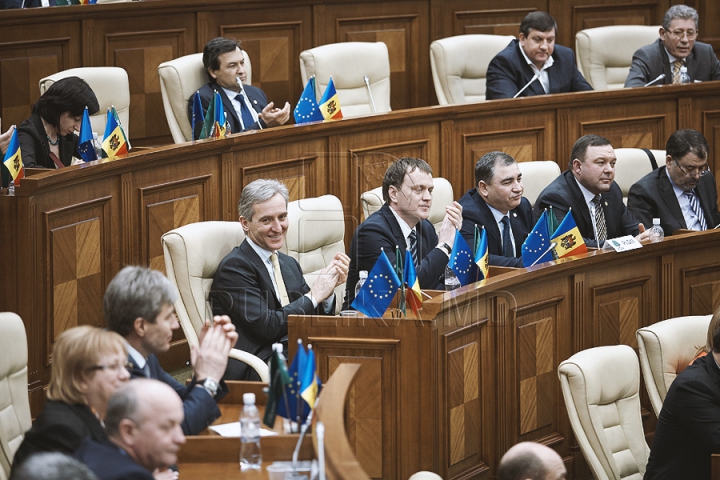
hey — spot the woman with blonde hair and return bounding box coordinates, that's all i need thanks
[12,326,129,470]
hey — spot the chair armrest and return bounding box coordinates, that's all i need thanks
[228,348,270,383]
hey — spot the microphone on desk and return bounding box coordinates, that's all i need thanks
[644,74,666,87]
[513,73,540,98]
[363,75,377,114]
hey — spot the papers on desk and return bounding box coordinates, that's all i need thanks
[209,422,279,437]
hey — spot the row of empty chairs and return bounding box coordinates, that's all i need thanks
[559,315,711,479]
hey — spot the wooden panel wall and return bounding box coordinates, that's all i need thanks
[1,0,703,146]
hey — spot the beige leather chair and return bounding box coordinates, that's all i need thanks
[636,315,712,417]
[39,67,130,138]
[517,161,561,207]
[614,148,665,205]
[361,177,454,233]
[575,26,660,90]
[430,34,515,105]
[558,345,648,480]
[158,52,254,144]
[161,221,269,382]
[299,42,391,118]
[0,312,31,479]
[285,195,346,313]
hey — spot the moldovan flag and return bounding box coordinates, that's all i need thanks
[3,128,23,185]
[403,249,422,316]
[550,210,587,258]
[319,77,343,121]
[101,107,128,159]
[474,225,489,281]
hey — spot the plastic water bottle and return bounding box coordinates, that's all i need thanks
[445,265,460,290]
[239,393,262,469]
[648,218,664,243]
[354,270,368,298]
[679,66,691,84]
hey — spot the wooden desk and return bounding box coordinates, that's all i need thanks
[290,229,720,480]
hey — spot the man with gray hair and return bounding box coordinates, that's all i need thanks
[625,5,720,87]
[74,379,185,480]
[210,179,350,380]
[11,453,99,480]
[497,442,566,480]
[105,266,237,435]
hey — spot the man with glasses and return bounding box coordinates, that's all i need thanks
[625,5,720,87]
[628,129,720,234]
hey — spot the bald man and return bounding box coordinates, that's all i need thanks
[74,379,185,480]
[497,442,566,480]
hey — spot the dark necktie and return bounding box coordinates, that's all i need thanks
[235,92,256,130]
[684,190,707,230]
[592,195,607,245]
[408,230,418,267]
[501,216,514,257]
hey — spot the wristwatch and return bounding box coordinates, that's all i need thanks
[439,242,452,255]
[198,378,219,398]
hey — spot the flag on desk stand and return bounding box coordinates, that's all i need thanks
[319,77,343,121]
[547,206,559,236]
[263,345,292,428]
[199,91,227,140]
[550,209,587,259]
[449,230,478,286]
[77,107,97,162]
[474,225,489,281]
[277,340,312,426]
[300,345,322,411]
[403,249,422,316]
[190,91,204,141]
[294,77,323,125]
[3,127,23,187]
[101,107,129,159]
[352,248,401,317]
[522,211,555,267]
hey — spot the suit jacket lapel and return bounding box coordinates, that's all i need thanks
[240,240,281,305]
[564,172,593,232]
[658,169,687,228]
[380,204,408,256]
[473,193,502,253]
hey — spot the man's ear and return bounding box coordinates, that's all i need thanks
[239,216,250,233]
[117,418,138,445]
[477,180,489,197]
[387,185,398,204]
[208,67,218,80]
[665,154,673,169]
[133,317,146,338]
[571,158,582,175]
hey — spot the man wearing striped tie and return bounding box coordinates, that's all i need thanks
[629,129,720,235]
[625,5,720,87]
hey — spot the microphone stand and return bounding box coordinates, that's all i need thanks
[529,242,557,267]
[644,74,666,87]
[363,75,377,113]
[513,73,540,98]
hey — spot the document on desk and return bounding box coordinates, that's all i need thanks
[209,422,279,437]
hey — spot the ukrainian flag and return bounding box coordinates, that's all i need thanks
[319,77,343,121]
[3,128,23,185]
[550,210,587,258]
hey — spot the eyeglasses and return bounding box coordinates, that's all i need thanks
[667,29,698,40]
[674,159,710,177]
[85,362,132,372]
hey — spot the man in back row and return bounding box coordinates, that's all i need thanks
[628,129,720,234]
[625,5,720,87]
[486,11,592,100]
[188,37,290,138]
[535,134,650,247]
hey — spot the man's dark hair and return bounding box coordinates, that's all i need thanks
[202,37,242,82]
[475,151,516,185]
[665,129,709,162]
[497,449,547,480]
[11,452,98,480]
[520,11,557,37]
[33,77,99,129]
[569,134,612,170]
[382,157,433,203]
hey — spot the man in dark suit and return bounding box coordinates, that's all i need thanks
[625,5,720,87]
[211,179,349,380]
[104,266,237,435]
[629,129,720,234]
[343,157,463,309]
[458,151,534,268]
[74,379,185,480]
[486,12,592,100]
[534,134,649,247]
[187,37,290,139]
[644,310,720,479]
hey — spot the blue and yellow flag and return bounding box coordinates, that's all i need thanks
[352,249,401,317]
[550,210,587,258]
[474,226,489,281]
[319,77,343,121]
[403,249,422,316]
[77,107,97,162]
[277,342,311,424]
[300,346,321,411]
[3,128,23,186]
[522,211,554,267]
[449,230,478,286]
[200,91,227,139]
[101,107,128,159]
[294,77,323,125]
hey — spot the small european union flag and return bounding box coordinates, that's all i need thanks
[522,211,555,267]
[449,230,479,286]
[294,77,324,125]
[352,249,401,317]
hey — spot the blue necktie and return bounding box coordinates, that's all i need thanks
[501,216,513,257]
[235,93,256,130]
